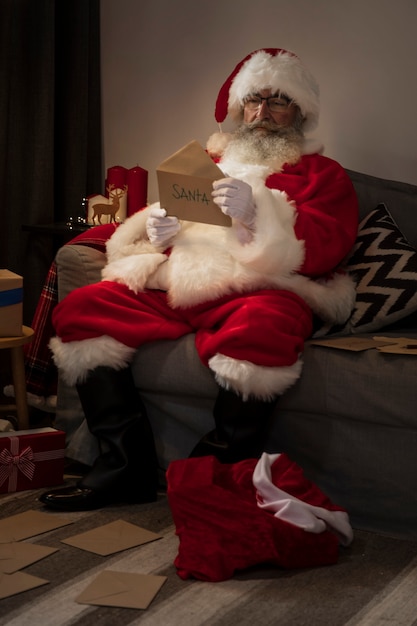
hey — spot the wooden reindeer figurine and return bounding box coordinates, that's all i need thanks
[91,184,128,224]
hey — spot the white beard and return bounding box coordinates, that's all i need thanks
[222,121,304,171]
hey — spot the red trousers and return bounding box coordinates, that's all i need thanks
[52,283,313,369]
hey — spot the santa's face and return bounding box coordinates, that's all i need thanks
[242,89,299,131]
[223,90,304,168]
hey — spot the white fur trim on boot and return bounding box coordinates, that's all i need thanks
[49,336,136,386]
[208,353,303,401]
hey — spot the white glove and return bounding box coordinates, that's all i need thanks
[212,178,256,229]
[146,206,181,248]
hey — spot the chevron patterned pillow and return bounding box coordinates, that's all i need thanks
[314,203,417,336]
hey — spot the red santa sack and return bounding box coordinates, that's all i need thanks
[166,452,353,582]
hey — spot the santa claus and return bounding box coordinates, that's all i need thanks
[41,48,358,511]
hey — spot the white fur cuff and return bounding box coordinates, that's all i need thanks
[208,353,303,400]
[49,336,136,386]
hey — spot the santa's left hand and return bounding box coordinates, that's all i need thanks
[212,177,256,229]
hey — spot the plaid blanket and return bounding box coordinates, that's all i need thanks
[22,224,117,405]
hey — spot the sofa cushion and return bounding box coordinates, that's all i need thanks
[346,169,417,247]
[315,203,417,336]
[56,244,106,298]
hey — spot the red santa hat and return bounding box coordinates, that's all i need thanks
[215,48,320,132]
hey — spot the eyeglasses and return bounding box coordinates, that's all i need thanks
[243,95,294,112]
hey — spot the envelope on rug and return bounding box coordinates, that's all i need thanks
[0,510,73,543]
[61,519,162,556]
[75,570,167,609]
[0,571,49,599]
[0,542,58,573]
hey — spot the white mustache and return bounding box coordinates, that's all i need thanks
[246,120,288,133]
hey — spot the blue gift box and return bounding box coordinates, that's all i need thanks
[0,270,23,337]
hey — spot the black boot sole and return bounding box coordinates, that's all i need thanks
[39,485,158,511]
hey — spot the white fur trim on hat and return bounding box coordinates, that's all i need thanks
[215,48,319,132]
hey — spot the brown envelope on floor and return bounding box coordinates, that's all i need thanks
[0,542,58,573]
[0,510,73,543]
[0,571,49,599]
[76,570,167,609]
[157,140,231,227]
[61,519,162,556]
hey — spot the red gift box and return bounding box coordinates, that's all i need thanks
[0,427,65,494]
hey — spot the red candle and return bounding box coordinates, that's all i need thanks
[106,166,127,196]
[127,165,148,216]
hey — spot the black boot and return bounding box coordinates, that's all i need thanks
[190,387,276,463]
[40,366,159,511]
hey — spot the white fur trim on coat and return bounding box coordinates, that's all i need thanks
[49,336,136,385]
[221,167,305,278]
[209,353,303,400]
[105,207,157,263]
[102,252,168,293]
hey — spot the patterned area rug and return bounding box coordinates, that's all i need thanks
[1,484,417,626]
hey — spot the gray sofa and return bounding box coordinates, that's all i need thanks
[54,169,417,541]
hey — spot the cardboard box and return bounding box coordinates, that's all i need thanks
[157,140,231,227]
[0,270,23,337]
[0,427,65,494]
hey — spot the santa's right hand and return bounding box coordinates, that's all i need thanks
[146,206,181,248]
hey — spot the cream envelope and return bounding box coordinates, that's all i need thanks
[308,336,394,352]
[76,570,167,609]
[0,542,58,574]
[61,519,162,556]
[373,336,417,354]
[0,571,49,599]
[0,510,73,544]
[157,140,231,227]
